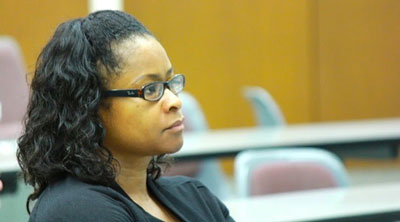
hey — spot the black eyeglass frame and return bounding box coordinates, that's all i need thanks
[104,74,185,101]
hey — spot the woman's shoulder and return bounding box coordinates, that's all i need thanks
[29,176,133,222]
[34,176,113,203]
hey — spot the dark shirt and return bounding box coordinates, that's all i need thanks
[29,175,235,222]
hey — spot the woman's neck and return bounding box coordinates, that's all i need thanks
[112,151,179,222]
[113,151,152,202]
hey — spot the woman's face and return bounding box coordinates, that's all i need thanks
[99,36,184,157]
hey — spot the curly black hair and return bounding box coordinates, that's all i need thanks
[16,10,165,213]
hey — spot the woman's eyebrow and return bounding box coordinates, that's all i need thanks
[132,67,174,84]
[165,67,174,78]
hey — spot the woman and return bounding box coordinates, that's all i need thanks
[17,10,234,222]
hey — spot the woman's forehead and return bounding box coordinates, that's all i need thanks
[119,37,170,70]
[109,36,172,88]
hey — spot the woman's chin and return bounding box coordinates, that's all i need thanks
[167,141,184,154]
[163,138,184,154]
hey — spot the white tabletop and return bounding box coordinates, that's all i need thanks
[0,140,19,172]
[2,118,400,171]
[177,118,400,158]
[224,182,400,222]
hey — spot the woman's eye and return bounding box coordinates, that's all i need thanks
[144,83,164,100]
[146,85,158,94]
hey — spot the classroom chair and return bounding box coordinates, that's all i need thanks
[163,91,231,199]
[234,148,349,197]
[0,36,28,192]
[0,36,31,222]
[242,86,285,127]
[0,36,29,140]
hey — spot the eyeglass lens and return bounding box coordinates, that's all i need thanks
[143,75,185,101]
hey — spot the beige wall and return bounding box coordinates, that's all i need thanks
[126,0,316,128]
[317,0,400,121]
[0,0,87,78]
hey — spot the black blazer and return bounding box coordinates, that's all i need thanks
[29,175,235,222]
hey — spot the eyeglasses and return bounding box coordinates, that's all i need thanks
[104,74,185,101]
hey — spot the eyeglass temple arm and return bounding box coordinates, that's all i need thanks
[103,89,143,98]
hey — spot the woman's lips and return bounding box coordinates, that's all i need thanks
[165,119,184,132]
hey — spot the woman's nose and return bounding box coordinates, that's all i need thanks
[161,89,182,113]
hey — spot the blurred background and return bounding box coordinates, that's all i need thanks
[1,0,399,128]
[0,0,399,221]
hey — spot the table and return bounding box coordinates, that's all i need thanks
[177,118,400,159]
[2,118,400,170]
[0,140,18,173]
[0,140,19,193]
[224,182,400,222]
